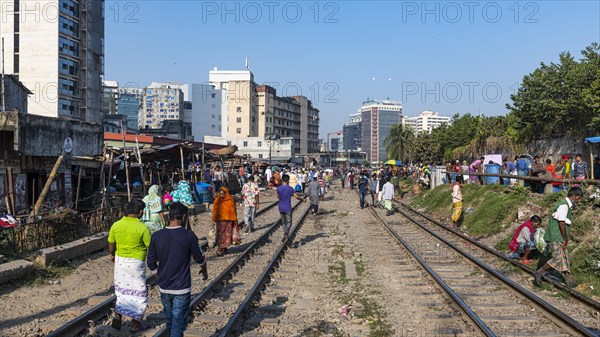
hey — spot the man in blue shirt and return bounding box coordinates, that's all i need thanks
[147,202,208,337]
[277,174,305,242]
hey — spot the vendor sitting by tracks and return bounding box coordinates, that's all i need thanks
[508,215,542,265]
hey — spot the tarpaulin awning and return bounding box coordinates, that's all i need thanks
[585,136,600,143]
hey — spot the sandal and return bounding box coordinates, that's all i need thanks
[110,317,121,330]
[130,322,151,334]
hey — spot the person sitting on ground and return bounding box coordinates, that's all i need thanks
[509,215,542,265]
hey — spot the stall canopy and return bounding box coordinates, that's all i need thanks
[585,136,600,143]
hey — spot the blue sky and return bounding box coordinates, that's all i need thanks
[105,1,600,136]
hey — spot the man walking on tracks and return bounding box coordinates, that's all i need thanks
[278,174,306,242]
[382,177,395,216]
[147,202,208,337]
[108,199,151,333]
[533,187,583,288]
[242,175,260,233]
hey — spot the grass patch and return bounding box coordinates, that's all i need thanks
[411,184,526,237]
[328,261,348,285]
[569,239,600,297]
[354,260,366,277]
[494,234,513,252]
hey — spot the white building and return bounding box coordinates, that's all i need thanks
[402,111,451,134]
[190,84,223,140]
[327,130,343,151]
[0,0,104,123]
[208,68,255,138]
[140,82,185,129]
[203,136,294,161]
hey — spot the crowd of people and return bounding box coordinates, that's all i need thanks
[443,153,598,192]
[105,154,592,335]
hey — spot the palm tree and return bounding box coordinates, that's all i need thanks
[384,124,415,162]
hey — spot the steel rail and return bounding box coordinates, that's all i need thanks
[368,206,496,337]
[151,200,304,337]
[394,205,598,337]
[217,203,311,336]
[47,200,280,337]
[397,200,600,312]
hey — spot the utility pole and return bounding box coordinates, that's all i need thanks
[1,37,5,112]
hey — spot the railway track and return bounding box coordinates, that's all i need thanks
[46,199,282,337]
[394,201,600,312]
[368,202,598,336]
[148,201,310,337]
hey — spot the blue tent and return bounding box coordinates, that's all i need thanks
[585,136,600,143]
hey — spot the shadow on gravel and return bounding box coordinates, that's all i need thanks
[294,320,342,337]
[292,233,328,248]
[0,287,114,330]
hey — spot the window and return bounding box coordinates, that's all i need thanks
[227,141,232,146]
[236,117,242,123]
[258,154,263,159]
[59,37,78,57]
[211,125,215,129]
[236,128,241,134]
[243,141,248,147]
[59,16,79,37]
[236,106,242,112]
[257,141,262,147]
[59,57,77,76]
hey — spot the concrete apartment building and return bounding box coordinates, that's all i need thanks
[256,85,320,155]
[359,99,403,163]
[403,110,451,134]
[0,0,104,124]
[208,69,257,138]
[139,82,185,129]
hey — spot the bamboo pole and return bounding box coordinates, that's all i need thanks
[135,137,145,193]
[590,144,594,180]
[98,146,107,209]
[120,121,131,201]
[6,167,14,214]
[75,167,83,209]
[32,179,35,210]
[180,145,185,180]
[31,155,64,216]
[103,151,114,209]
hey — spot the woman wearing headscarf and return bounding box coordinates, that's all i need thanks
[141,185,165,233]
[212,187,238,256]
[171,180,194,206]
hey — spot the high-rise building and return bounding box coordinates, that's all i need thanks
[343,112,361,150]
[359,99,403,163]
[0,0,105,123]
[208,69,257,138]
[327,130,343,151]
[102,80,118,115]
[118,93,141,130]
[293,95,320,154]
[139,82,185,129]
[402,110,451,134]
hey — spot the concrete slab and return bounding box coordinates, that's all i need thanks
[0,259,35,284]
[344,260,358,280]
[35,232,109,267]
